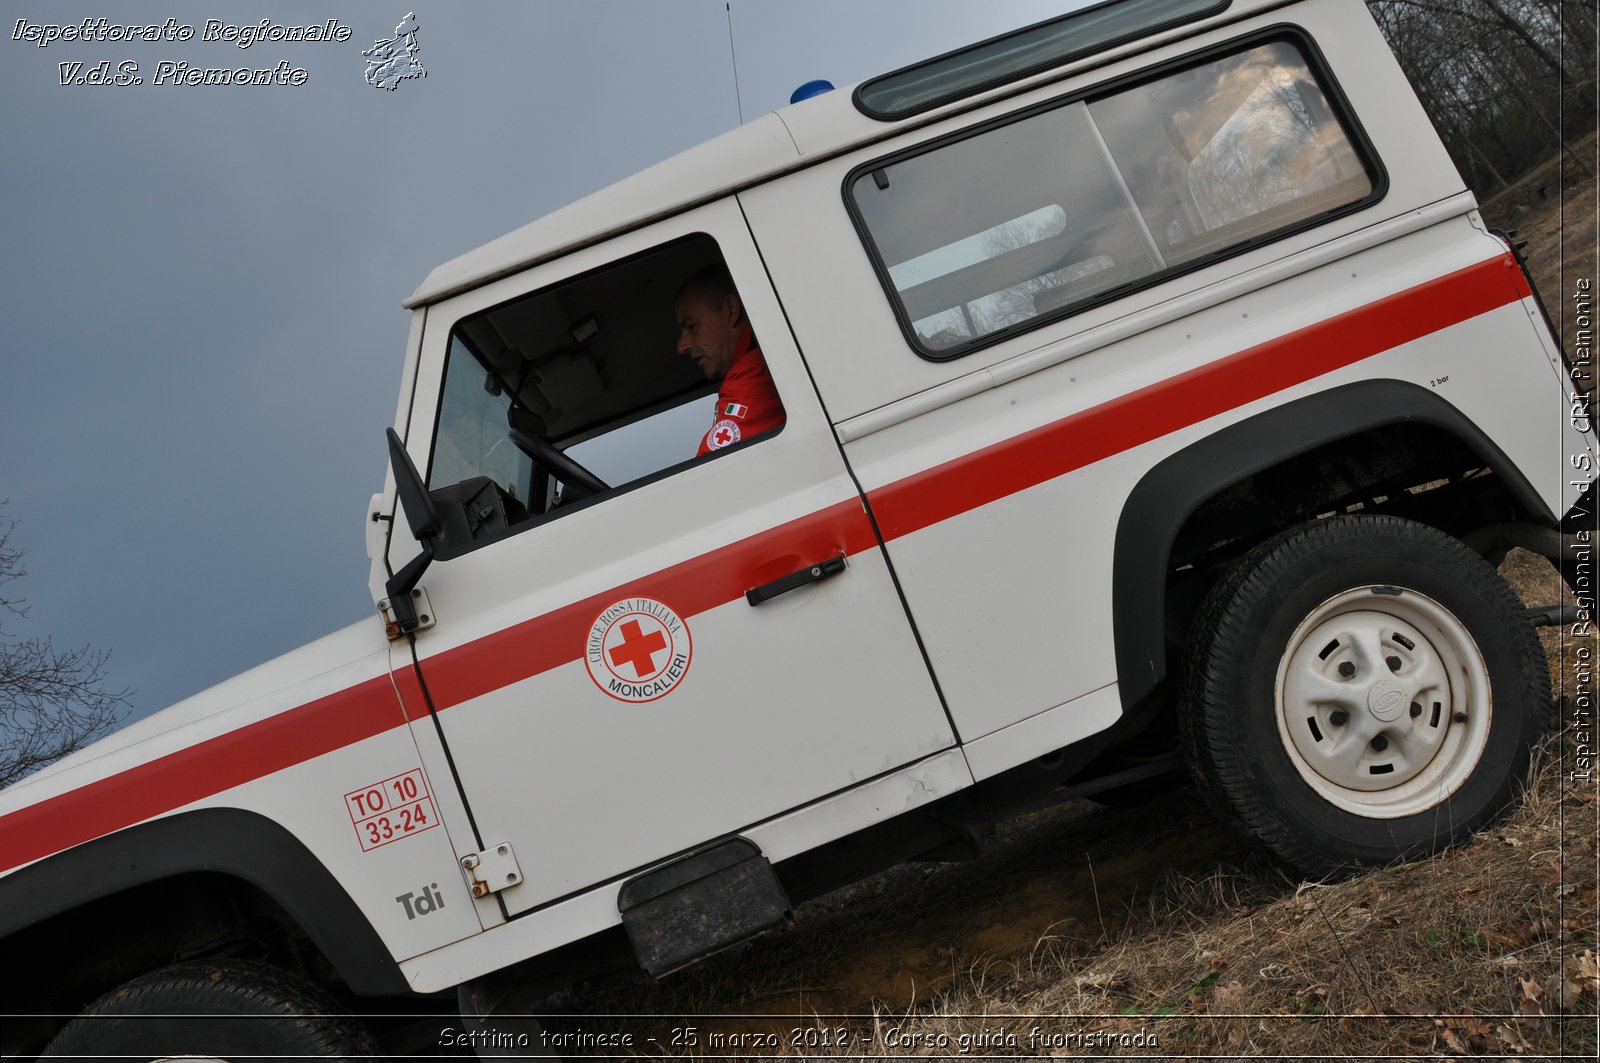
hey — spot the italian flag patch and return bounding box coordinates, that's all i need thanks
[723,402,749,420]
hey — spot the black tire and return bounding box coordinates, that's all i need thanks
[1180,515,1550,879]
[42,959,378,1063]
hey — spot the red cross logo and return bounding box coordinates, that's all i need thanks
[707,418,741,450]
[585,596,693,703]
[607,618,667,679]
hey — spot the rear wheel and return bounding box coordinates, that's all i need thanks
[1180,515,1550,878]
[42,959,376,1063]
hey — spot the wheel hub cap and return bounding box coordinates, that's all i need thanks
[1274,586,1492,818]
[1366,680,1407,722]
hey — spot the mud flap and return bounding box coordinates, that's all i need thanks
[618,838,792,977]
[456,976,546,1059]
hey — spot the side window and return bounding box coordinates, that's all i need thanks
[855,103,1158,351]
[422,234,787,559]
[1091,40,1371,264]
[850,35,1377,357]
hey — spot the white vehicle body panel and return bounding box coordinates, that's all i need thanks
[740,3,1462,427]
[387,197,957,919]
[3,0,1592,1020]
[0,622,482,963]
[398,747,973,993]
[812,222,1584,743]
[403,114,802,308]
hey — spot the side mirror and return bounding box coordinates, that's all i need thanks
[386,427,440,542]
[383,428,437,634]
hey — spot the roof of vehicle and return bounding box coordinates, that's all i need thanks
[404,0,1285,309]
[403,96,856,308]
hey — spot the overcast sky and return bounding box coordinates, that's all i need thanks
[0,0,1081,727]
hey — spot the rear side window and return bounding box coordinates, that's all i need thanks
[849,36,1379,358]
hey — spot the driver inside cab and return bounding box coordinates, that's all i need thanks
[673,266,786,455]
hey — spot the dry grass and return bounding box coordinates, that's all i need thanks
[541,161,1600,1060]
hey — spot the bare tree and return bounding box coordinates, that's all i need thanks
[0,504,130,789]
[1367,0,1597,194]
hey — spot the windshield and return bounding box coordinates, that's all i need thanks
[428,336,534,500]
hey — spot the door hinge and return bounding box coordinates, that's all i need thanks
[379,586,437,640]
[461,842,524,898]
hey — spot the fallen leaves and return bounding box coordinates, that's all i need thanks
[1495,1020,1535,1054]
[1512,950,1599,1014]
[1435,1009,1492,1054]
[1549,949,1599,1009]
[1517,974,1544,1015]
[1519,913,1586,942]
[1578,950,1600,986]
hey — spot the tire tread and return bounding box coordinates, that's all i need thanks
[43,958,378,1062]
[1179,515,1550,878]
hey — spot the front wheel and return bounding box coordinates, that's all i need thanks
[1180,515,1550,879]
[42,959,377,1062]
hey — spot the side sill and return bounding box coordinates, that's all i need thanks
[398,748,973,994]
[961,683,1123,781]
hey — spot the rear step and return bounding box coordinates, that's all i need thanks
[1526,603,1585,627]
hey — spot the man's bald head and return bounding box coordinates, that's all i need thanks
[675,265,746,380]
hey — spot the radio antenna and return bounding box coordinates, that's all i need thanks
[725,2,745,124]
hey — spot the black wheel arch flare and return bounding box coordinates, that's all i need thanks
[1111,379,1556,717]
[0,807,410,997]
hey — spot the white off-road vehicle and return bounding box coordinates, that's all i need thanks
[3,0,1592,1057]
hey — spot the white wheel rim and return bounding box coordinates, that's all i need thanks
[1273,585,1492,819]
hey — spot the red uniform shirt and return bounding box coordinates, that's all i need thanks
[697,325,786,456]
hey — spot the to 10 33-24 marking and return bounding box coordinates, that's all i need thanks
[345,769,440,851]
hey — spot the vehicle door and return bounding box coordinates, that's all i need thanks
[385,200,955,917]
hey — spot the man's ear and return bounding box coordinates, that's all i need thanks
[722,293,744,326]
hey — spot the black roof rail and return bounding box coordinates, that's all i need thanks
[854,0,1231,121]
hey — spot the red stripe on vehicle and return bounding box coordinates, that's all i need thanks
[413,498,876,710]
[0,675,405,873]
[0,254,1531,875]
[0,500,876,872]
[869,255,1531,539]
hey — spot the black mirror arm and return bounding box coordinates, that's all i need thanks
[385,542,434,633]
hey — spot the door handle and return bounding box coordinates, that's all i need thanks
[745,554,847,606]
